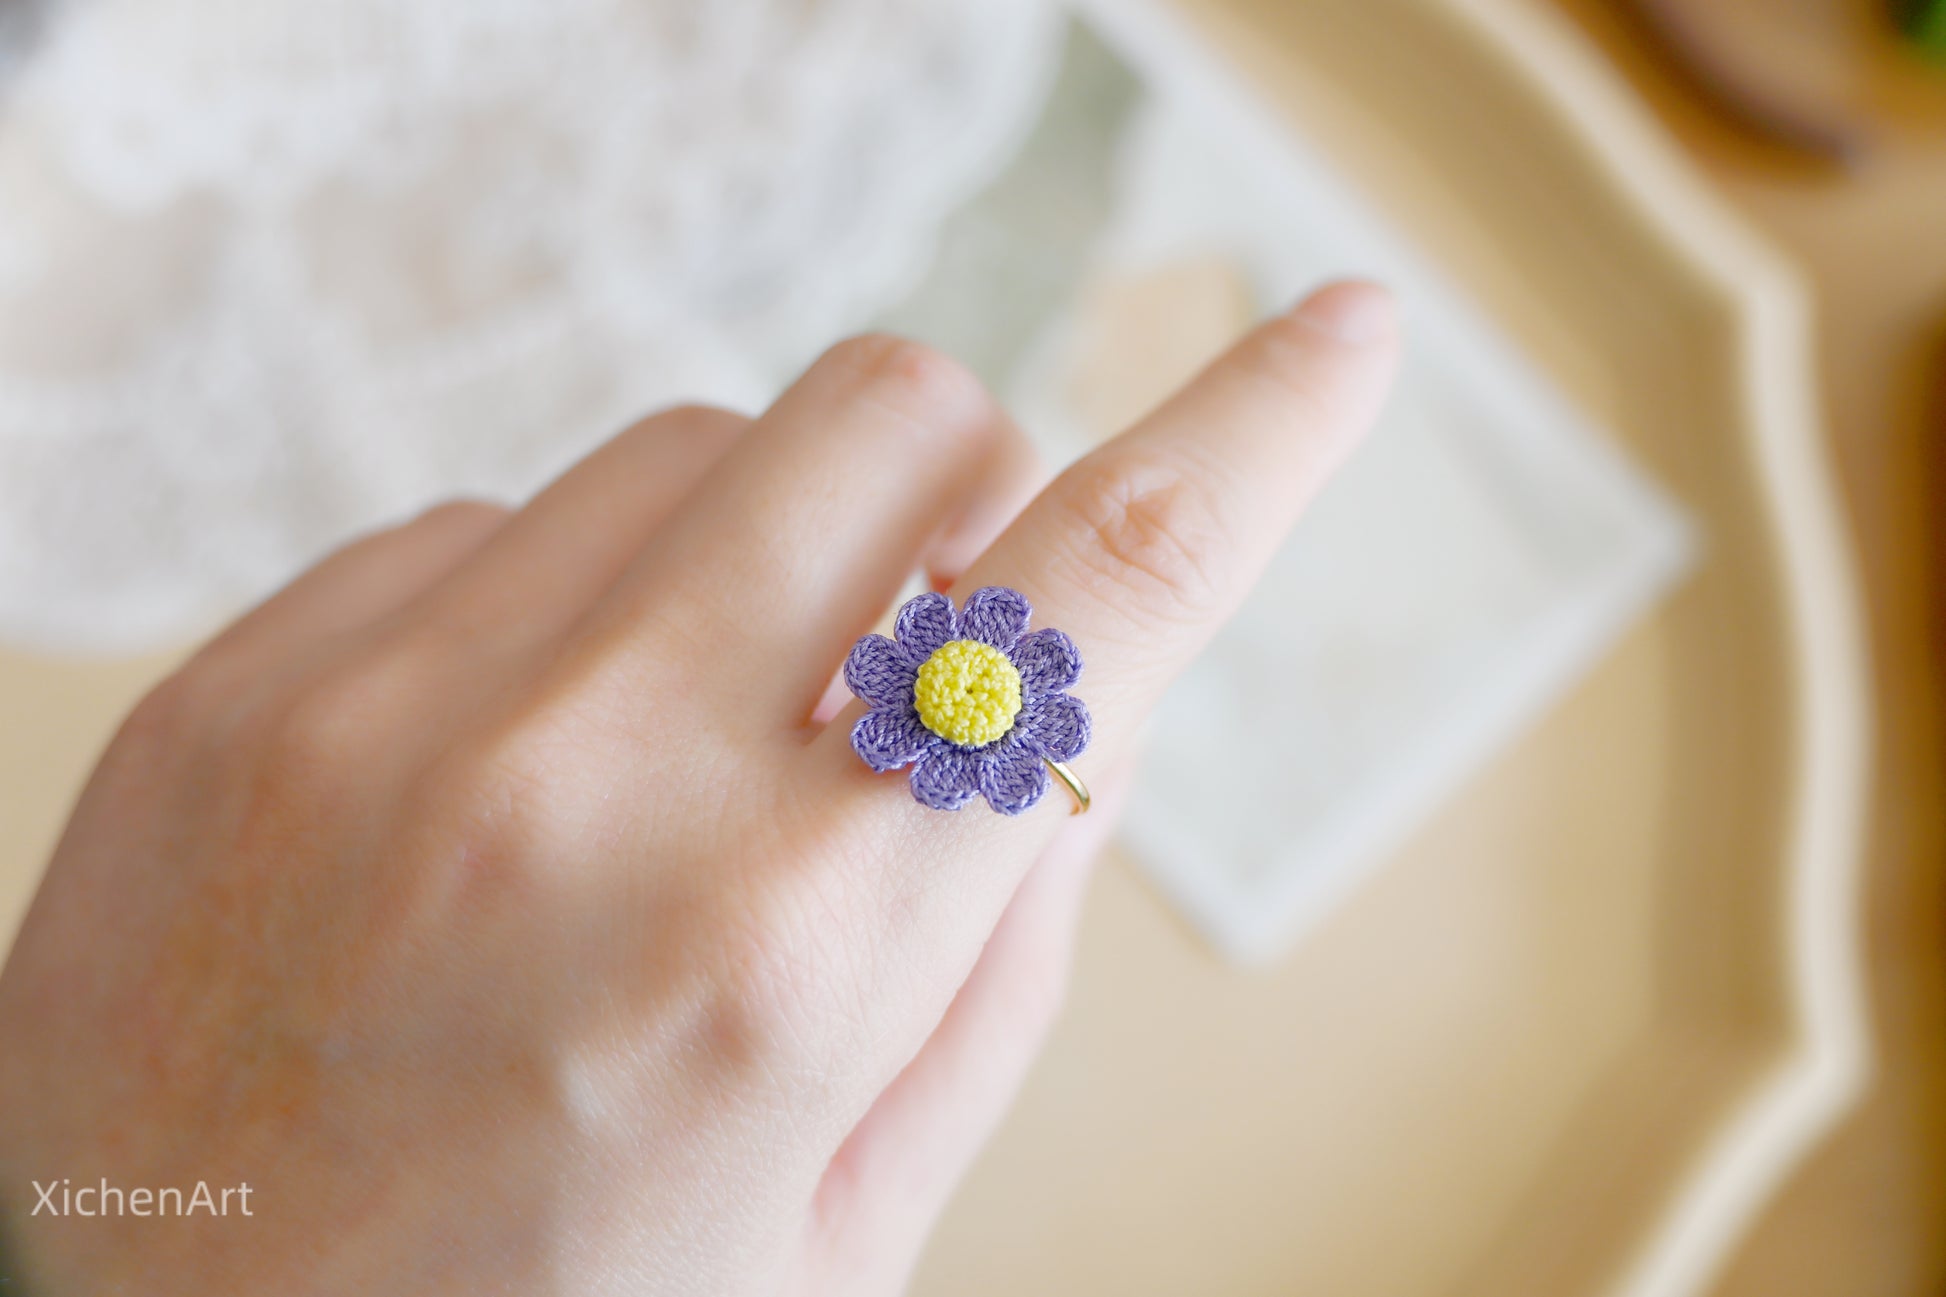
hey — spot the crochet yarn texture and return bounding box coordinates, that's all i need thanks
[913,639,1023,747]
[844,586,1090,815]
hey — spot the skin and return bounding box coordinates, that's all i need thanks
[0,282,1398,1295]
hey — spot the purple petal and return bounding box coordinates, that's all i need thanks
[852,708,934,772]
[960,586,1031,652]
[843,634,917,709]
[1011,627,1082,696]
[909,744,983,811]
[1017,692,1091,762]
[895,591,957,658]
[979,736,1049,815]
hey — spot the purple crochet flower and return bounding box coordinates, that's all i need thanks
[844,586,1090,815]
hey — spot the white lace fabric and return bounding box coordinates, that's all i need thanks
[0,0,1059,653]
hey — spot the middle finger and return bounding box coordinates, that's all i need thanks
[584,334,1028,731]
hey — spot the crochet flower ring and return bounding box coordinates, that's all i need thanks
[844,587,1092,815]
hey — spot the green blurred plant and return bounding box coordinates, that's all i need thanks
[1902,0,1946,63]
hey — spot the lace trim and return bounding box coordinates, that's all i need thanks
[0,0,1060,651]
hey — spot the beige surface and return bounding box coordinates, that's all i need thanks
[0,1,1875,1294]
[920,631,1682,1295]
[917,0,1870,1293]
[0,651,177,950]
[1534,4,1946,1292]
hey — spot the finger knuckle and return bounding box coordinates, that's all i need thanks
[818,332,993,436]
[254,654,399,784]
[614,404,746,458]
[656,402,747,435]
[116,665,209,753]
[412,689,581,845]
[414,654,701,858]
[1050,453,1230,621]
[413,498,510,535]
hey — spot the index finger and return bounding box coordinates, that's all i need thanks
[814,279,1399,803]
[785,280,1398,1100]
[982,280,1399,744]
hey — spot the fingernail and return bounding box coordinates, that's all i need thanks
[1289,281,1395,345]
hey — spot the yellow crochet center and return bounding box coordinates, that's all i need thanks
[913,639,1023,748]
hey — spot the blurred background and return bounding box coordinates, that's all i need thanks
[1533,3,1946,1292]
[0,0,1941,1293]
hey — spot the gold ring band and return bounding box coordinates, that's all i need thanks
[1043,759,1090,815]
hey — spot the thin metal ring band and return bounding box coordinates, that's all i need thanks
[1043,759,1089,816]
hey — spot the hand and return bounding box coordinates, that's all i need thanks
[0,283,1397,1295]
